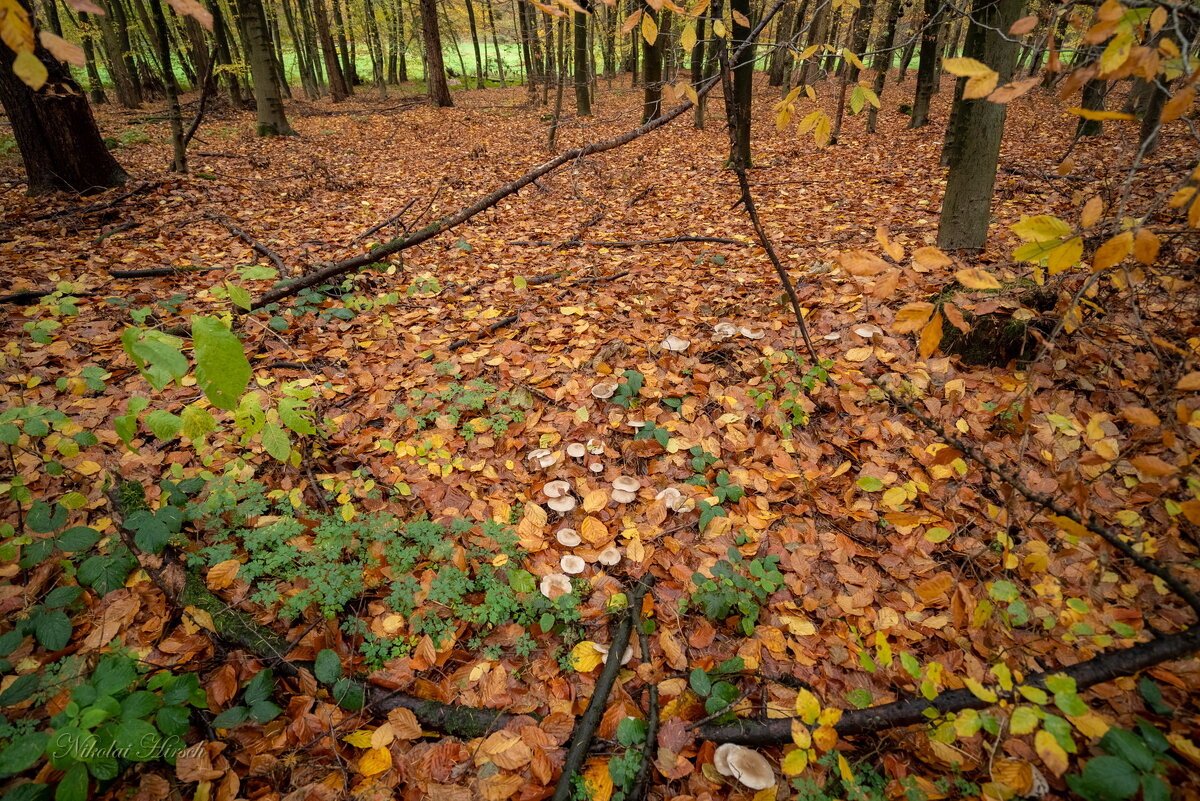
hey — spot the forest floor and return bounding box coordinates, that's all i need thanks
[2,73,1199,801]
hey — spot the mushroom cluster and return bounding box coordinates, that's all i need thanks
[713,743,775,790]
[611,475,639,504]
[712,322,766,340]
[543,480,575,513]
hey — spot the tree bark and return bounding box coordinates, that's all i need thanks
[574,0,591,114]
[465,0,486,88]
[234,0,296,135]
[331,0,356,89]
[421,0,454,105]
[312,0,350,99]
[936,0,1023,250]
[486,0,505,86]
[865,0,901,133]
[641,1,663,122]
[98,0,142,107]
[907,0,942,128]
[0,0,128,195]
[728,0,753,166]
[149,0,187,171]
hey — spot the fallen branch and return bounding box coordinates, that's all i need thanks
[109,266,223,278]
[507,236,747,248]
[630,590,660,801]
[249,0,790,309]
[551,577,653,801]
[348,197,418,246]
[207,212,287,273]
[698,622,1200,745]
[30,181,153,221]
[446,313,520,353]
[94,220,142,243]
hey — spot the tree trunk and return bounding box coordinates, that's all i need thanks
[486,0,505,86]
[421,0,454,105]
[574,1,591,114]
[548,15,567,150]
[0,3,128,195]
[695,0,722,128]
[332,0,356,90]
[516,0,535,94]
[210,0,247,106]
[865,0,901,133]
[77,12,109,104]
[798,0,827,86]
[832,0,877,139]
[727,0,753,166]
[896,17,917,83]
[940,0,989,166]
[1137,78,1168,156]
[465,0,486,88]
[150,0,187,170]
[364,0,387,93]
[936,0,1023,250]
[766,0,794,87]
[908,0,942,128]
[235,0,296,135]
[98,0,142,106]
[641,1,662,122]
[312,0,350,99]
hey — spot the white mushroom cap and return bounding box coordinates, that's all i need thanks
[560,555,586,574]
[592,642,634,666]
[591,382,617,399]
[597,546,621,566]
[567,442,586,459]
[589,463,604,473]
[739,327,765,340]
[543,480,572,499]
[613,476,640,493]
[612,490,637,504]
[823,332,842,340]
[540,573,572,599]
[713,322,738,339]
[854,324,883,338]
[655,487,686,512]
[661,334,690,352]
[548,495,577,513]
[555,528,581,547]
[586,439,604,455]
[713,744,775,790]
[528,448,558,469]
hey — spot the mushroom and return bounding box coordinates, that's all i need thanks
[854,323,883,339]
[713,744,775,790]
[556,528,582,547]
[589,463,604,473]
[597,546,621,566]
[544,480,572,499]
[713,322,738,339]
[586,439,604,455]
[739,327,765,340]
[560,555,586,574]
[567,442,586,459]
[823,332,842,341]
[655,487,687,512]
[548,495,577,513]
[592,642,634,666]
[661,334,690,352]
[528,448,558,469]
[540,574,572,600]
[591,382,617,400]
[612,476,640,504]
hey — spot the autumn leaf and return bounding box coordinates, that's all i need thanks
[893,302,936,333]
[837,250,888,276]
[918,312,944,359]
[640,11,658,46]
[955,268,1002,290]
[1008,15,1038,34]
[912,246,952,269]
[1091,231,1133,271]
[1034,730,1069,776]
[358,746,392,776]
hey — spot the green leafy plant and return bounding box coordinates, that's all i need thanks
[610,369,644,408]
[687,657,746,723]
[0,653,205,801]
[686,548,783,635]
[1067,721,1177,801]
[210,667,285,728]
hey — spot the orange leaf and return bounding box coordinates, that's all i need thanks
[837,250,889,276]
[1129,455,1178,477]
[893,302,935,333]
[1176,372,1200,391]
[1133,228,1160,265]
[1008,15,1038,34]
[912,246,952,269]
[1091,230,1132,271]
[918,313,943,359]
[1162,86,1196,123]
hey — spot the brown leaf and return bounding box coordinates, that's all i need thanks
[837,250,889,276]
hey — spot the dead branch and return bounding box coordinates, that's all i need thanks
[507,236,746,248]
[206,212,287,273]
[551,577,653,801]
[249,0,791,310]
[30,181,154,221]
[348,197,418,245]
[182,47,220,151]
[698,622,1200,745]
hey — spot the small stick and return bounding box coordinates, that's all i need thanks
[207,212,287,273]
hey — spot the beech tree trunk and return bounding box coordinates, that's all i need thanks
[866,0,901,133]
[728,0,753,166]
[574,0,591,115]
[936,0,1023,250]
[98,0,142,107]
[908,0,942,128]
[235,0,296,135]
[312,0,350,100]
[641,1,662,122]
[0,3,128,195]
[421,0,454,105]
[465,0,485,88]
[150,0,187,170]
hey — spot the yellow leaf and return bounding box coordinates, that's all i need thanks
[731,9,749,26]
[358,746,392,776]
[912,246,952,268]
[791,720,812,749]
[1047,237,1083,274]
[342,729,375,748]
[781,747,809,776]
[795,688,820,724]
[13,49,47,90]
[183,606,216,633]
[1162,86,1196,123]
[1099,29,1132,74]
[582,758,615,801]
[813,725,838,751]
[1012,215,1072,241]
[963,677,998,703]
[1091,230,1133,271]
[1081,196,1103,229]
[75,460,102,476]
[570,641,603,672]
[943,57,994,78]
[206,559,240,590]
[881,486,908,510]
[681,22,696,53]
[842,49,865,70]
[1130,454,1178,477]
[1175,372,1200,391]
[1133,228,1160,265]
[1010,706,1039,735]
[964,71,999,100]
[893,302,935,333]
[640,11,658,45]
[918,312,943,359]
[955,268,1002,290]
[1034,730,1069,776]
[1067,106,1135,121]
[836,249,888,276]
